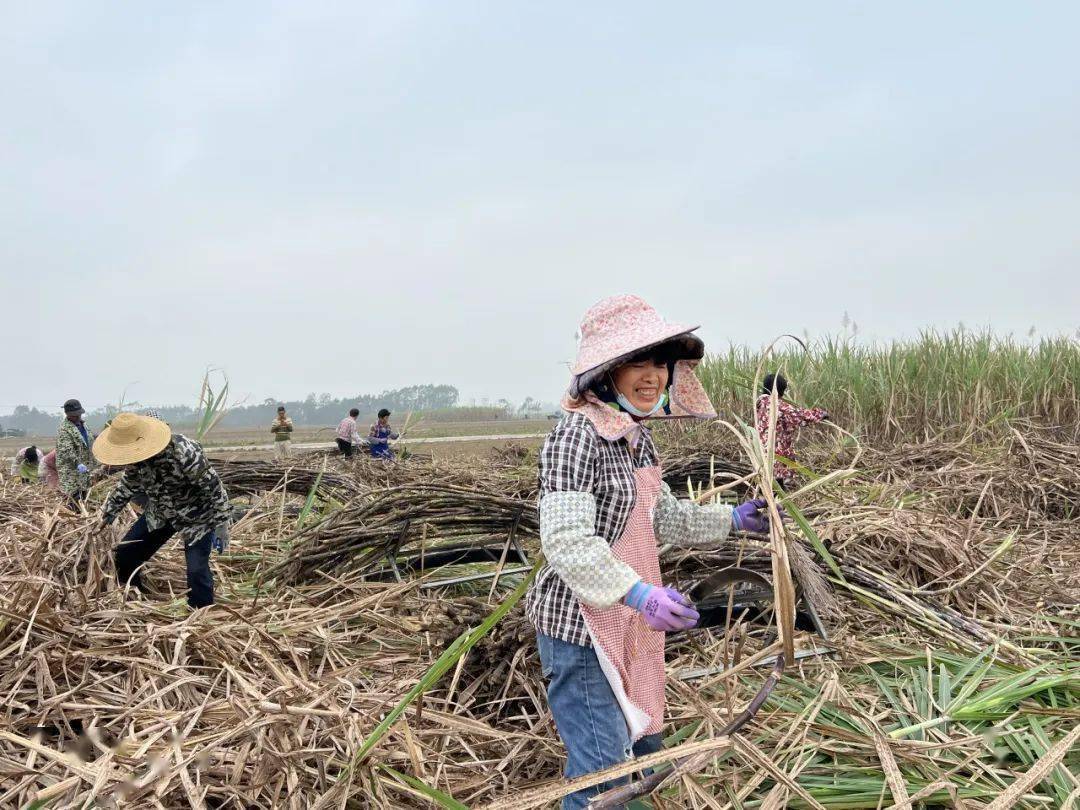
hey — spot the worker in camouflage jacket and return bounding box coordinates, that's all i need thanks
[55,398,96,503]
[94,412,232,609]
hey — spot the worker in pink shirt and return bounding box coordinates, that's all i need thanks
[755,372,829,489]
[335,408,362,457]
[41,450,60,491]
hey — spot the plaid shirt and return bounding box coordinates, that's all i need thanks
[102,434,232,544]
[527,411,735,645]
[336,416,361,444]
[526,412,660,645]
[755,395,827,482]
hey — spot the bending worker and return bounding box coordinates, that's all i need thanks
[93,412,232,609]
[524,294,772,809]
[336,408,362,457]
[41,450,59,491]
[755,371,829,490]
[10,445,42,483]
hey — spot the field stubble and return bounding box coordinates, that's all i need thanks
[0,362,1078,806]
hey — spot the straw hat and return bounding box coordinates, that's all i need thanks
[92,412,172,465]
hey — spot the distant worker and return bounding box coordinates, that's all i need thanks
[368,408,399,460]
[41,450,60,491]
[270,405,294,461]
[336,408,362,457]
[56,398,96,506]
[93,412,232,610]
[10,445,42,483]
[755,372,829,490]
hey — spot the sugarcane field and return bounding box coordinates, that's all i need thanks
[6,5,1080,808]
[1,331,1078,809]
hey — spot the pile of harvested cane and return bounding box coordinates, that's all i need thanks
[297,450,539,499]
[214,458,364,498]
[276,483,538,583]
[0,417,1077,808]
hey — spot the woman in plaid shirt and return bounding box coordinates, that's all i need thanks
[526,295,773,809]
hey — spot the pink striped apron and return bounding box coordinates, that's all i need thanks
[580,465,667,741]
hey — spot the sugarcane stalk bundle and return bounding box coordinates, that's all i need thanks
[278,483,539,583]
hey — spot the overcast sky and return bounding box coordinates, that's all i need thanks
[3,2,1078,414]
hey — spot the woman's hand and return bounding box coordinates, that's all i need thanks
[623,581,699,631]
[732,498,777,534]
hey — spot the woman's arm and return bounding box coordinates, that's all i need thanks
[540,491,639,607]
[652,481,734,548]
[797,406,828,425]
[539,420,638,608]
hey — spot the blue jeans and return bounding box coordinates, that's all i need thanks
[115,515,215,608]
[537,632,663,810]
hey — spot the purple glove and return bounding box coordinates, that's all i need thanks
[732,498,772,534]
[623,581,699,632]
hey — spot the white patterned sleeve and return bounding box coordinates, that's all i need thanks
[537,418,639,608]
[539,491,640,608]
[652,482,734,548]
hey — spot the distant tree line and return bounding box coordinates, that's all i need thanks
[0,405,58,436]
[2,385,555,434]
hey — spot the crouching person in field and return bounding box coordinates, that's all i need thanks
[92,413,232,609]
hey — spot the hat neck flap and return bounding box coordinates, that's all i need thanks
[561,360,717,441]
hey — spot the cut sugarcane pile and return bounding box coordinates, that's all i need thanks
[0,419,1077,808]
[276,484,539,584]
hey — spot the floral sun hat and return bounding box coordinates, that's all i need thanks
[562,295,716,440]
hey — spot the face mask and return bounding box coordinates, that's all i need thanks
[615,389,668,418]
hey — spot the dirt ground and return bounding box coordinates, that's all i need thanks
[0,420,554,456]
[207,435,544,462]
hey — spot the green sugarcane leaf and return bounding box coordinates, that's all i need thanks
[297,469,325,528]
[345,559,542,770]
[946,652,998,712]
[780,495,845,582]
[379,766,470,809]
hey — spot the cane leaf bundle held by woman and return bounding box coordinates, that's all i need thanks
[525,295,772,809]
